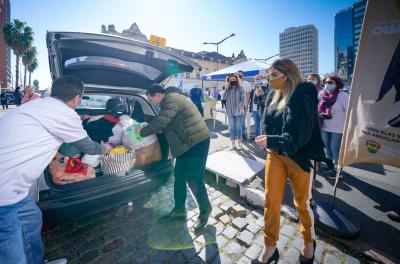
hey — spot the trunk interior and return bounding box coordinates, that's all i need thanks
[42,92,171,193]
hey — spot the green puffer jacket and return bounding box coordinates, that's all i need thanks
[140,87,210,157]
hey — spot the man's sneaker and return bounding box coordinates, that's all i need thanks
[158,210,186,223]
[194,207,212,231]
[46,258,67,264]
[236,143,243,150]
[229,143,235,150]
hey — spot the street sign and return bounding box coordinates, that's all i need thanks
[149,35,166,48]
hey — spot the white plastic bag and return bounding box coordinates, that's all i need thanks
[82,154,100,167]
[122,122,157,150]
[108,115,134,145]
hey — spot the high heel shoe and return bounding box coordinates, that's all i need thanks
[251,248,279,264]
[299,241,316,264]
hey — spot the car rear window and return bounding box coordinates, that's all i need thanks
[78,95,111,109]
[65,56,162,81]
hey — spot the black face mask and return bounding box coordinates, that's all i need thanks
[230,81,238,86]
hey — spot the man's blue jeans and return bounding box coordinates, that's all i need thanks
[228,115,244,140]
[0,194,44,264]
[251,111,262,137]
[321,130,343,166]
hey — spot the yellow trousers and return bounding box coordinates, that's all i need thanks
[263,151,315,246]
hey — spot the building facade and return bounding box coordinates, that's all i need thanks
[101,23,248,89]
[0,0,11,88]
[334,0,366,84]
[279,24,318,78]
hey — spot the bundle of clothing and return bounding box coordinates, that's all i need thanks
[317,89,340,121]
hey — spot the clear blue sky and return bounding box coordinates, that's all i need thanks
[11,0,359,88]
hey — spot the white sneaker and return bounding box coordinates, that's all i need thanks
[236,144,242,150]
[46,258,67,264]
[229,143,235,150]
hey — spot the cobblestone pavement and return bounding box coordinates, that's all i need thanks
[42,175,373,264]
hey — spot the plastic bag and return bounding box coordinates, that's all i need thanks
[49,153,95,185]
[122,122,157,150]
[82,154,100,167]
[108,115,134,145]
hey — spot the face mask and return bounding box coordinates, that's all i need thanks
[254,80,261,85]
[230,80,238,86]
[324,83,336,91]
[269,77,286,90]
[308,80,318,86]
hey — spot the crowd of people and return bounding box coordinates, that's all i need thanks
[0,58,378,264]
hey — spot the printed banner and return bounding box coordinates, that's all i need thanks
[339,0,400,168]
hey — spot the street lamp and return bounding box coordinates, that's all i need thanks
[254,53,280,64]
[203,33,236,71]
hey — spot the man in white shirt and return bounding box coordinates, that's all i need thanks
[0,75,111,264]
[237,70,252,140]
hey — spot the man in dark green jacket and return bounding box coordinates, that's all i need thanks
[138,84,211,230]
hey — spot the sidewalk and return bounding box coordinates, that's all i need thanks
[208,103,400,263]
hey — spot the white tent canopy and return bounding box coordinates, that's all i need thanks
[201,60,269,81]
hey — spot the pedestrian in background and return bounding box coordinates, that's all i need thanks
[13,86,23,106]
[189,85,204,117]
[223,73,245,150]
[137,84,212,230]
[1,90,8,109]
[0,75,111,264]
[318,75,349,175]
[220,86,227,108]
[307,73,322,92]
[237,70,252,140]
[254,59,326,264]
[21,85,40,104]
[249,74,269,139]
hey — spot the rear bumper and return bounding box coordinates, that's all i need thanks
[39,163,173,224]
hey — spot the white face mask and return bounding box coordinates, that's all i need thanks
[254,80,261,85]
[324,83,336,91]
[308,80,318,86]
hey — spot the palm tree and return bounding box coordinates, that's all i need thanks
[2,19,34,89]
[22,46,37,87]
[27,57,38,86]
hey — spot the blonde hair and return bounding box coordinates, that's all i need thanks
[268,59,302,112]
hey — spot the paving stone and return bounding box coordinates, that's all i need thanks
[314,242,325,263]
[216,236,228,248]
[245,213,256,223]
[211,207,223,218]
[279,224,296,238]
[222,226,238,239]
[252,210,263,219]
[245,244,262,259]
[213,197,224,205]
[276,236,289,252]
[237,230,254,247]
[278,260,290,264]
[253,235,264,246]
[225,200,236,208]
[232,217,248,231]
[256,216,264,227]
[220,204,230,212]
[345,255,361,264]
[226,241,242,255]
[208,217,218,225]
[246,222,262,234]
[231,204,247,217]
[215,222,225,236]
[292,236,303,251]
[79,249,100,264]
[283,247,300,263]
[324,253,342,264]
[238,255,252,264]
[197,244,219,263]
[219,214,231,225]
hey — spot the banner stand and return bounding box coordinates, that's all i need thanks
[315,166,361,239]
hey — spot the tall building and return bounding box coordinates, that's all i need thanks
[0,0,11,88]
[334,0,366,84]
[279,24,318,78]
